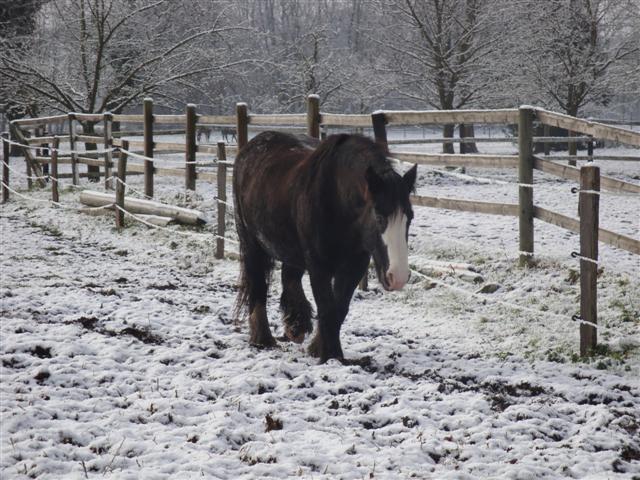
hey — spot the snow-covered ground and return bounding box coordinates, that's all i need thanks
[1,136,639,479]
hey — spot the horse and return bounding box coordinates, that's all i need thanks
[197,126,212,143]
[221,126,237,143]
[233,131,417,363]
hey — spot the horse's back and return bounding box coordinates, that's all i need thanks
[233,131,317,265]
[236,130,316,164]
[233,132,318,210]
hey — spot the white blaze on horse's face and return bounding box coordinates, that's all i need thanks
[381,209,409,291]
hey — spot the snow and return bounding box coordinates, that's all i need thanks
[1,138,639,479]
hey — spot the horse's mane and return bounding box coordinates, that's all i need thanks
[305,134,391,183]
[304,134,410,211]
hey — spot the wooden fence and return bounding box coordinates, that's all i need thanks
[3,96,640,356]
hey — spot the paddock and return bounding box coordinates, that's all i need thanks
[3,97,639,352]
[1,98,639,478]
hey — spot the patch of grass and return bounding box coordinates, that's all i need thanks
[566,269,579,285]
[592,343,639,361]
[26,220,63,238]
[609,298,639,324]
[265,414,283,432]
[496,351,512,361]
[545,348,567,364]
[558,342,640,370]
[616,277,629,288]
[618,305,639,323]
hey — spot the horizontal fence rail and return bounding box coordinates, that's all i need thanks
[248,114,307,126]
[380,109,519,125]
[388,135,598,145]
[533,156,640,194]
[534,206,640,255]
[411,195,519,216]
[536,109,640,147]
[391,152,519,168]
[12,114,68,126]
[320,113,371,127]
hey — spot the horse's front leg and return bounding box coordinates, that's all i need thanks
[334,253,370,322]
[308,253,370,363]
[307,267,342,363]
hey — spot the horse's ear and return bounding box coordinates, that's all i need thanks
[366,166,384,194]
[403,164,417,192]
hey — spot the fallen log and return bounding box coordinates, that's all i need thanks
[79,190,206,225]
[409,256,484,283]
[78,206,176,226]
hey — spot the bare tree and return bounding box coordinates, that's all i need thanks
[376,0,499,152]
[1,0,244,117]
[0,0,48,120]
[508,0,640,117]
[0,0,247,178]
[239,0,361,114]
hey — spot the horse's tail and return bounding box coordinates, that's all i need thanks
[232,217,274,323]
[232,195,250,322]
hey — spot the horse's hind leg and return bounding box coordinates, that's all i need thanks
[280,264,313,343]
[243,242,276,348]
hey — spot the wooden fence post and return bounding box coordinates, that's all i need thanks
[143,98,154,197]
[103,112,113,189]
[38,127,48,177]
[51,137,60,203]
[518,106,535,267]
[185,103,197,191]
[115,139,128,230]
[579,164,599,356]
[587,135,594,162]
[26,130,33,189]
[372,111,389,148]
[307,94,320,139]
[216,141,227,259]
[2,132,8,203]
[68,113,79,185]
[543,124,550,156]
[42,141,49,177]
[568,130,577,166]
[236,103,248,150]
[10,123,45,188]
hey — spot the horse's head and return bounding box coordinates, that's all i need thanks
[364,162,417,291]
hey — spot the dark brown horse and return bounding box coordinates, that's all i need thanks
[233,131,417,363]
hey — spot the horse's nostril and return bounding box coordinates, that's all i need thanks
[386,271,394,287]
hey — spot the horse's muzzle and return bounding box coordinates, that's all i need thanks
[382,269,409,291]
[384,270,409,291]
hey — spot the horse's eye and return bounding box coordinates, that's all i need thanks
[376,214,387,230]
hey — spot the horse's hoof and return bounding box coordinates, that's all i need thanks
[250,342,277,350]
[283,313,312,344]
[284,326,306,344]
[249,335,277,349]
[319,356,345,365]
[318,347,345,364]
[340,356,372,368]
[307,335,321,357]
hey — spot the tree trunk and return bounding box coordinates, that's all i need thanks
[567,104,579,166]
[82,121,100,182]
[533,124,545,154]
[442,124,455,154]
[459,123,479,153]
